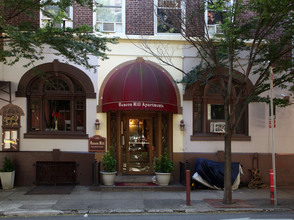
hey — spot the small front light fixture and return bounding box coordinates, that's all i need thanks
[95,119,100,130]
[180,120,185,131]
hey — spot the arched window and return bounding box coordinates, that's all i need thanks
[26,72,86,137]
[185,76,250,141]
[16,60,96,139]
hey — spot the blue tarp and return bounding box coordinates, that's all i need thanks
[195,158,240,189]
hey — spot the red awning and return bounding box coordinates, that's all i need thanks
[102,58,178,113]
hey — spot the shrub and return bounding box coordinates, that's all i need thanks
[0,157,15,172]
[153,149,174,173]
[102,146,117,172]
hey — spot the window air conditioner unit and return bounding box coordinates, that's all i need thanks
[210,122,226,133]
[103,22,115,32]
[53,22,63,28]
[215,25,223,34]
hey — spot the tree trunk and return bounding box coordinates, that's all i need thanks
[223,33,234,204]
[223,132,232,204]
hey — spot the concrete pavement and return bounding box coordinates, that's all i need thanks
[0,185,294,217]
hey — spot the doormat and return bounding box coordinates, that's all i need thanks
[115,182,157,186]
[25,185,75,195]
[204,199,253,208]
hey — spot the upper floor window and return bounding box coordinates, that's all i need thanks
[205,0,232,36]
[156,0,182,34]
[96,0,123,33]
[40,0,73,28]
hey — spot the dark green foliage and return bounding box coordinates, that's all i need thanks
[0,0,117,69]
[153,149,174,173]
[179,0,294,106]
[102,146,117,172]
[0,157,15,172]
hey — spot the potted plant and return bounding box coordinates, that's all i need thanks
[100,146,117,186]
[153,149,174,186]
[0,157,15,190]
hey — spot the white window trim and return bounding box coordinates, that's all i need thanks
[154,0,185,36]
[205,0,233,36]
[40,5,73,28]
[93,0,125,34]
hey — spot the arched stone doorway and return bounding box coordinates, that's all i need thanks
[98,58,181,175]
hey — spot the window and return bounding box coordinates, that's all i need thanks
[205,0,232,35]
[27,73,86,136]
[96,0,123,33]
[44,4,70,17]
[40,0,73,28]
[156,0,182,34]
[192,78,248,138]
[292,39,294,63]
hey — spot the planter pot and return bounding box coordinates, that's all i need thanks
[100,171,117,186]
[155,172,171,186]
[0,171,15,190]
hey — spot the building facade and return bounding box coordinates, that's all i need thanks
[1,0,294,187]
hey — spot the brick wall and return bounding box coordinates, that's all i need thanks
[4,5,39,28]
[126,0,154,35]
[185,0,204,37]
[4,1,93,28]
[73,2,93,28]
[240,5,292,61]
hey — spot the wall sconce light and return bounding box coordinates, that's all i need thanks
[180,120,185,131]
[95,119,100,130]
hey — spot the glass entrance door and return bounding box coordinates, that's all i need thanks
[126,118,153,174]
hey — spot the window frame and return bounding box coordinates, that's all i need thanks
[25,73,87,139]
[94,0,125,33]
[155,0,184,35]
[205,0,233,36]
[40,1,73,28]
[190,78,250,141]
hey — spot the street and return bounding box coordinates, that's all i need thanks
[1,212,294,220]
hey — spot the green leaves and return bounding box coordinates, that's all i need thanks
[102,146,117,172]
[185,0,294,96]
[153,149,174,173]
[0,157,15,172]
[0,0,117,69]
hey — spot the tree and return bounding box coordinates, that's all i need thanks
[0,0,117,69]
[137,0,294,204]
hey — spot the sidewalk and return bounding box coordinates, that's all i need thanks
[0,185,294,217]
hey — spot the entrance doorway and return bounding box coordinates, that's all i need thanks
[125,117,153,174]
[107,111,173,176]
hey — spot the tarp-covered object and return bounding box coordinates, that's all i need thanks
[192,158,243,190]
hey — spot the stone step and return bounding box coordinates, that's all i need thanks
[115,175,154,183]
[93,174,185,192]
[90,183,185,192]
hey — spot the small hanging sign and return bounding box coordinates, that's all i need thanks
[2,115,20,127]
[0,103,24,152]
[88,135,106,152]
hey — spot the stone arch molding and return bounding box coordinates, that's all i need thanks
[16,60,96,98]
[183,66,254,100]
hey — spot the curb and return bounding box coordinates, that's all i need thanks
[1,207,294,217]
[2,210,63,217]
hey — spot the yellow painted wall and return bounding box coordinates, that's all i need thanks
[97,37,185,154]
